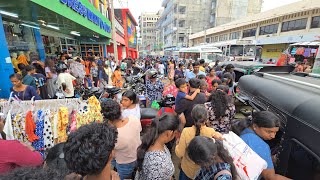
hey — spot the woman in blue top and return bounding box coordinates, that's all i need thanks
[238,111,291,180]
[10,73,41,101]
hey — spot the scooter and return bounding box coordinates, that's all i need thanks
[140,94,175,131]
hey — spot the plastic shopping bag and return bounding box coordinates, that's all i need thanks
[151,100,160,110]
[222,131,267,180]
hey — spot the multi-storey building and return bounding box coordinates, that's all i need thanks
[139,12,161,55]
[158,0,262,55]
[189,0,320,61]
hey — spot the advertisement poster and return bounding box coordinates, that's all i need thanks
[127,16,137,49]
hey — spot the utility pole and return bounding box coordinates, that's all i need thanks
[110,0,119,63]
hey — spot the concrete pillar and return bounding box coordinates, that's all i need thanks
[0,15,15,98]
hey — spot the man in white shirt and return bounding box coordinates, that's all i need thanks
[56,64,76,98]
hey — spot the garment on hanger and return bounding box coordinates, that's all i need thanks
[25,111,39,142]
[70,110,77,133]
[3,110,14,140]
[57,107,69,143]
[52,111,58,141]
[32,110,45,157]
[12,113,28,144]
[76,96,103,128]
[43,109,54,150]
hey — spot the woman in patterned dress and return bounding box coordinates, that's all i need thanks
[204,90,235,133]
[137,113,179,180]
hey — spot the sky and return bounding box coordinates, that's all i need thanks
[114,0,302,22]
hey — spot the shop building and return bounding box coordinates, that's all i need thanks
[115,8,138,59]
[0,0,112,98]
[190,0,320,62]
[106,17,126,60]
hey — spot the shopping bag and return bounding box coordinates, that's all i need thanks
[151,100,160,110]
[222,131,267,180]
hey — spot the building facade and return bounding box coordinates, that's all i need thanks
[139,12,161,56]
[189,0,320,61]
[0,0,112,98]
[115,9,138,59]
[158,0,262,55]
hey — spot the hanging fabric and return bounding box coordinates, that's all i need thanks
[52,112,58,141]
[12,113,28,144]
[25,111,39,142]
[57,107,69,143]
[43,109,54,150]
[3,109,14,140]
[32,110,45,157]
[70,110,77,133]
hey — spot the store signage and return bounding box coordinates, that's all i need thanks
[60,0,111,33]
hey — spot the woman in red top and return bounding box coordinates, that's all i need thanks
[206,67,219,92]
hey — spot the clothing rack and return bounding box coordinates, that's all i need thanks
[0,98,83,116]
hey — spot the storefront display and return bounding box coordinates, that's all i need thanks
[3,20,38,69]
[81,44,104,59]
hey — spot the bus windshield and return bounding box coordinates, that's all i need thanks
[201,52,222,62]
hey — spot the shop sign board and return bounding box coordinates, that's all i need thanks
[59,0,110,33]
[31,0,111,38]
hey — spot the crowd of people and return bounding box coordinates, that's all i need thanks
[0,55,294,180]
[9,52,140,100]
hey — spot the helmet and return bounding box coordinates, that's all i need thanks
[161,94,175,107]
[56,62,68,73]
[148,70,158,79]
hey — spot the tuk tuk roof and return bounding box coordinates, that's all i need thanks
[238,74,320,130]
[221,61,274,68]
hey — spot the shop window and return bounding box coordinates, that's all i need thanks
[286,139,320,179]
[179,6,186,14]
[311,16,320,29]
[243,28,256,38]
[281,18,307,32]
[230,31,240,40]
[260,24,279,35]
[179,37,184,43]
[3,21,38,68]
[179,20,185,27]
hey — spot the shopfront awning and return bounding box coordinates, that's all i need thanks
[0,0,111,39]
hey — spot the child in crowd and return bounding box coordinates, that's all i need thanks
[175,78,200,129]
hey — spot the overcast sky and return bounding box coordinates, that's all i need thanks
[114,0,302,24]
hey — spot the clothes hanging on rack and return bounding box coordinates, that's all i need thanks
[57,107,69,143]
[70,110,77,133]
[25,111,39,143]
[32,110,45,157]
[12,113,28,144]
[3,110,14,140]
[43,109,54,150]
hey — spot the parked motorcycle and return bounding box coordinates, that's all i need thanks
[140,94,175,131]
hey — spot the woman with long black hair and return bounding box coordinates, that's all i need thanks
[187,136,238,180]
[175,105,223,180]
[137,113,179,179]
[205,90,235,133]
[236,111,291,180]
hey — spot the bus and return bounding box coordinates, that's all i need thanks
[204,39,262,61]
[179,46,222,64]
